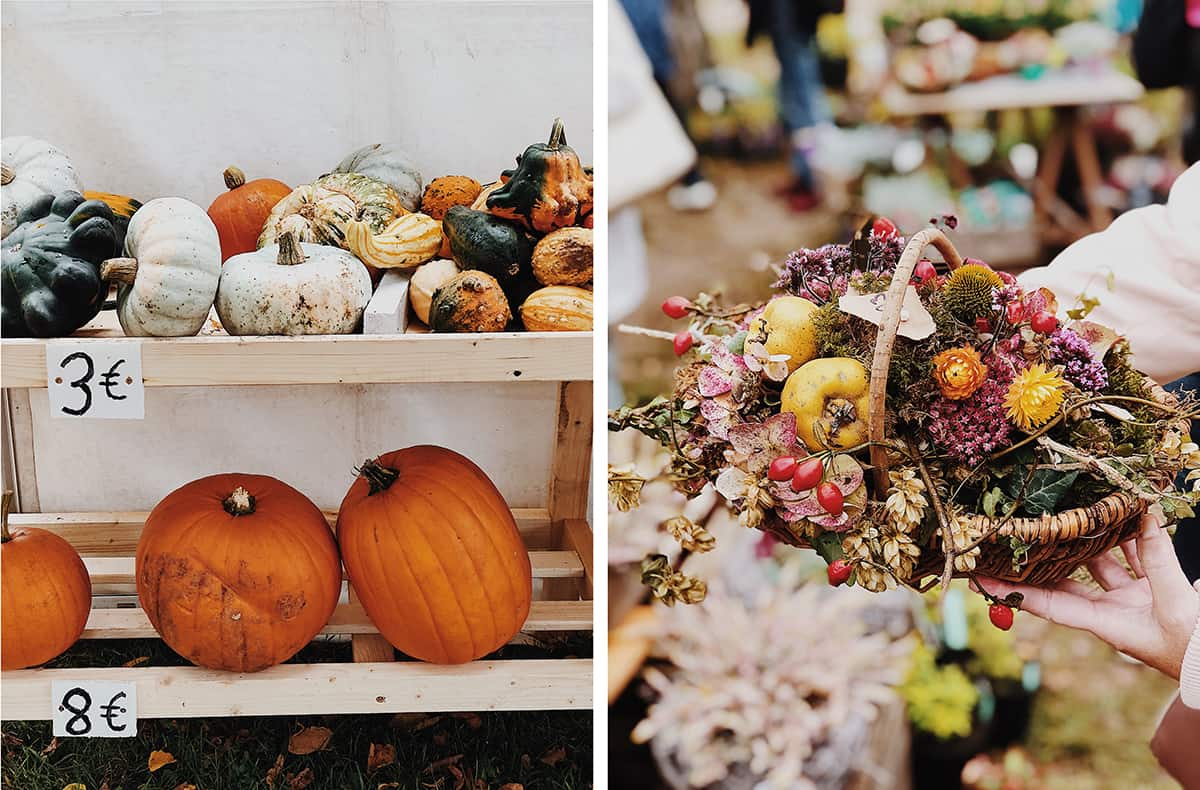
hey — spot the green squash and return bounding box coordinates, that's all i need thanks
[485,119,593,233]
[442,205,537,308]
[1,191,118,338]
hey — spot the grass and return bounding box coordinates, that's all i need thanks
[2,636,593,790]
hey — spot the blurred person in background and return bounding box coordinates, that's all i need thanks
[1133,0,1200,164]
[747,0,840,211]
[993,162,1200,784]
[619,0,718,211]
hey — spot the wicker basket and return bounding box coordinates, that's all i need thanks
[767,228,1176,587]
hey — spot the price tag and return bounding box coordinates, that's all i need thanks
[46,341,144,419]
[52,680,137,737]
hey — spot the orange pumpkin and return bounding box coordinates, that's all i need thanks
[336,447,532,663]
[1,492,92,670]
[136,474,341,672]
[206,166,291,261]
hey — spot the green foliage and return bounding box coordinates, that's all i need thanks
[901,642,979,740]
[1003,468,1080,516]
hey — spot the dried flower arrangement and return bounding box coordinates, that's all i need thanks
[633,583,911,789]
[611,219,1200,623]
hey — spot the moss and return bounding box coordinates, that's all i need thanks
[1103,340,1157,446]
[811,302,864,360]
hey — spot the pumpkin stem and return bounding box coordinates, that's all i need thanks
[222,486,257,516]
[277,231,307,266]
[0,163,14,186]
[355,458,400,495]
[223,166,247,190]
[1,491,13,543]
[548,118,566,148]
[100,257,139,284]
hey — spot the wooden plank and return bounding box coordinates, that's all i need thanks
[80,600,592,640]
[349,584,395,663]
[1,332,593,387]
[2,388,39,511]
[547,381,593,523]
[0,658,592,719]
[561,519,593,600]
[362,269,412,335]
[16,507,555,553]
[82,551,584,585]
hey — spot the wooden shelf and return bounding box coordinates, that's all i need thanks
[1,659,593,719]
[1,331,592,387]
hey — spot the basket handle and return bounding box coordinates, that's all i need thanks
[867,228,965,493]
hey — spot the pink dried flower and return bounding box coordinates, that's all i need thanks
[1048,327,1108,392]
[928,379,1014,466]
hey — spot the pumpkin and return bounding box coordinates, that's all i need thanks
[83,190,142,251]
[345,213,441,271]
[332,143,424,212]
[519,285,593,331]
[1,191,117,338]
[216,231,372,336]
[136,474,341,672]
[336,447,532,663]
[531,227,593,286]
[421,175,482,220]
[436,220,453,259]
[485,119,593,233]
[429,271,511,333]
[409,258,459,324]
[258,173,405,251]
[2,136,83,239]
[206,166,291,261]
[442,206,534,284]
[471,180,504,211]
[1,492,92,670]
[101,198,221,337]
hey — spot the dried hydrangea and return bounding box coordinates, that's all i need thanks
[1047,327,1108,393]
[927,379,1015,466]
[633,583,910,789]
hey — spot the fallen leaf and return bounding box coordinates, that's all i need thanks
[378,784,401,790]
[287,767,315,790]
[391,713,442,732]
[42,737,60,756]
[122,656,150,668]
[172,784,197,790]
[499,784,524,790]
[99,784,110,790]
[451,712,482,729]
[448,763,466,790]
[288,726,333,755]
[148,750,176,772]
[367,742,396,774]
[62,785,86,790]
[520,754,532,770]
[539,746,567,767]
[265,753,286,789]
[424,754,464,773]
[1,732,24,747]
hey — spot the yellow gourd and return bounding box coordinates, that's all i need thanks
[345,213,442,270]
[781,358,871,450]
[747,296,819,373]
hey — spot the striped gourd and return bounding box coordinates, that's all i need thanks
[346,212,442,270]
[519,285,592,331]
[258,172,404,250]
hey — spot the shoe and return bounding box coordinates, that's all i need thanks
[667,179,717,212]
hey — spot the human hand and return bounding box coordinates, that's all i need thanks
[976,514,1200,680]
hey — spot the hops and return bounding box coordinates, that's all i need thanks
[932,346,988,400]
[1004,363,1068,431]
[664,515,716,553]
[885,467,928,531]
[641,554,708,606]
[946,511,983,573]
[942,264,1004,321]
[842,521,920,591]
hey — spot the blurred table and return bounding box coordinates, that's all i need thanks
[884,67,1145,247]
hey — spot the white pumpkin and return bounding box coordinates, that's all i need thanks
[409,258,459,324]
[332,143,424,212]
[2,137,84,238]
[101,198,221,337]
[217,232,371,336]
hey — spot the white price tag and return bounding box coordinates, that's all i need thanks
[52,680,137,737]
[46,340,144,419]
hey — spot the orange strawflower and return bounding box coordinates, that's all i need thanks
[932,346,988,400]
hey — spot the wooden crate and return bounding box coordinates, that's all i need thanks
[0,323,594,719]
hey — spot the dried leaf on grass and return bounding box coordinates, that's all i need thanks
[265,753,286,789]
[367,743,396,773]
[62,785,86,790]
[499,785,525,790]
[539,746,567,766]
[288,726,332,755]
[448,763,466,790]
[148,750,176,772]
[41,737,60,756]
[423,754,463,773]
[122,656,150,668]
[172,784,198,790]
[287,767,315,790]
[391,713,442,732]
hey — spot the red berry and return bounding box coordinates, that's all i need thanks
[791,457,824,491]
[913,259,937,284]
[873,216,898,238]
[662,296,691,319]
[672,331,695,356]
[1005,301,1026,324]
[989,604,1015,631]
[768,456,798,482]
[975,317,992,334]
[828,559,853,586]
[1030,311,1059,334]
[816,481,844,515]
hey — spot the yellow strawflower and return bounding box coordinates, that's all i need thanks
[1004,364,1067,431]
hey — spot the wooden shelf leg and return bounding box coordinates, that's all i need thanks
[349,584,394,663]
[543,381,592,601]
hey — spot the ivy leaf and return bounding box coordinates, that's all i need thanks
[1005,469,1080,515]
[810,530,844,565]
[1066,295,1101,321]
[981,487,1006,518]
